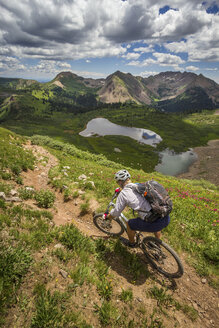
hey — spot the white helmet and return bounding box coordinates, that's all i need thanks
[115,169,131,182]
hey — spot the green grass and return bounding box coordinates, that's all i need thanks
[0,125,218,327]
[26,134,219,280]
[31,284,92,328]
[149,286,199,321]
[120,287,133,303]
[0,127,35,181]
[2,106,219,173]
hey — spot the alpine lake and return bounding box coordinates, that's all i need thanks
[79,117,198,176]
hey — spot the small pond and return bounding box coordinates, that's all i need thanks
[79,117,162,146]
[155,149,198,176]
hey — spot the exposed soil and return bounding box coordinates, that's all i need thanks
[4,141,218,327]
[178,110,219,186]
[178,139,219,186]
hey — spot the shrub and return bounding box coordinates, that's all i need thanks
[80,201,90,215]
[18,187,35,200]
[97,278,113,300]
[59,224,95,253]
[63,188,71,202]
[120,288,133,303]
[35,189,55,208]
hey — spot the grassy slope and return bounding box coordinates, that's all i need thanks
[0,127,218,327]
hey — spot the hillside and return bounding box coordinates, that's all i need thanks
[0,127,218,327]
[0,71,219,123]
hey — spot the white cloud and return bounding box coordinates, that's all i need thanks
[127,57,157,66]
[0,55,27,72]
[127,52,185,68]
[204,67,218,71]
[0,0,216,61]
[133,46,153,53]
[34,60,71,74]
[186,66,199,71]
[153,52,185,66]
[71,70,106,79]
[164,15,219,62]
[139,71,159,77]
[122,52,141,60]
[0,0,218,78]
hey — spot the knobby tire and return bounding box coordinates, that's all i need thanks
[142,236,184,278]
[93,213,124,236]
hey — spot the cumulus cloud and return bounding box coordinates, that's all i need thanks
[127,52,185,69]
[139,71,159,77]
[0,0,217,60]
[153,52,185,66]
[164,13,219,62]
[34,60,71,74]
[133,46,154,53]
[122,52,141,60]
[0,55,27,72]
[0,0,218,78]
[186,66,199,71]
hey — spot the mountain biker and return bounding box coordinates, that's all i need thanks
[105,169,170,247]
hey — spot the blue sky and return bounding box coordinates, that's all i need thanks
[0,0,218,83]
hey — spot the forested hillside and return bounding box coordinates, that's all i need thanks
[0,71,219,124]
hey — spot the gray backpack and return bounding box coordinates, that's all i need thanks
[132,180,173,222]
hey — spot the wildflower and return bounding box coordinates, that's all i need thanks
[106,286,108,289]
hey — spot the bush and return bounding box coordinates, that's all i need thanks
[35,189,55,208]
[63,189,71,202]
[80,201,90,215]
[18,187,35,200]
[59,224,95,253]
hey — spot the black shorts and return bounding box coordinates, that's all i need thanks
[128,215,170,232]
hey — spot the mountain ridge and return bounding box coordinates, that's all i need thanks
[0,70,219,121]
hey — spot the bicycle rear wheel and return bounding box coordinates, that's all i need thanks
[142,236,184,278]
[93,213,125,236]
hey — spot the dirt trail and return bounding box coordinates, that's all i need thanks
[20,142,219,328]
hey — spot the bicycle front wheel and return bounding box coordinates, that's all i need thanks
[142,236,184,278]
[93,213,125,236]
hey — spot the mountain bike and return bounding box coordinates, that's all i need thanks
[93,188,184,279]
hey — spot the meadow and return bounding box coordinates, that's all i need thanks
[2,106,219,173]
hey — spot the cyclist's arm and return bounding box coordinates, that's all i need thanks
[108,192,127,218]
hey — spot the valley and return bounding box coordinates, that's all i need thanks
[1,70,219,179]
[1,105,219,179]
